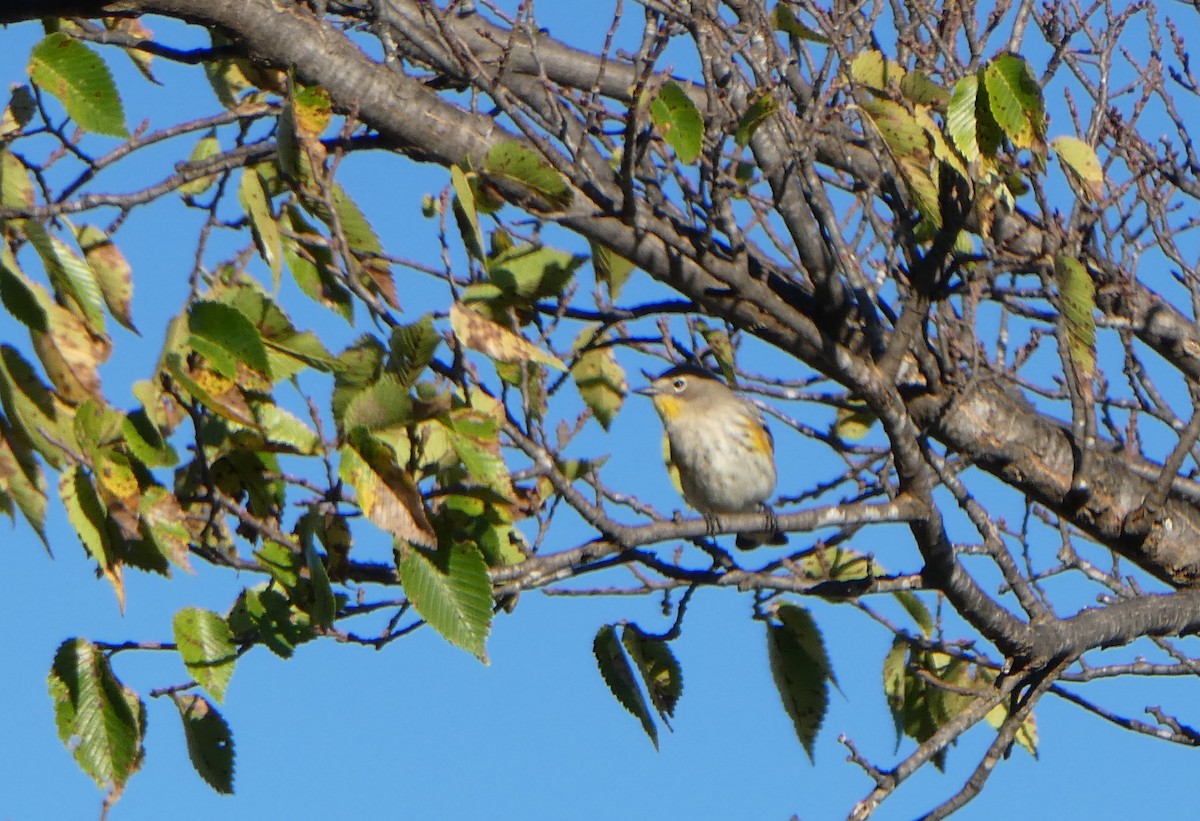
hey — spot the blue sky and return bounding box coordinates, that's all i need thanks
[2,5,1199,820]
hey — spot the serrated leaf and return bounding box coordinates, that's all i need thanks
[484,141,572,208]
[282,205,354,323]
[735,92,779,147]
[767,604,832,760]
[239,168,283,281]
[947,75,981,164]
[75,224,136,333]
[255,402,319,454]
[48,638,143,789]
[621,625,683,726]
[1052,136,1104,202]
[26,221,107,336]
[590,241,635,300]
[487,245,583,302]
[172,694,235,795]
[572,332,626,430]
[138,485,192,571]
[650,81,703,165]
[1054,255,1096,378]
[397,542,492,661]
[229,586,314,658]
[593,624,658,748]
[983,55,1044,151]
[771,5,830,43]
[389,316,439,387]
[60,465,125,611]
[179,131,221,197]
[450,303,566,371]
[188,300,272,383]
[339,429,436,547]
[28,33,128,137]
[173,607,238,703]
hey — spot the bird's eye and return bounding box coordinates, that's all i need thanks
[672,377,687,391]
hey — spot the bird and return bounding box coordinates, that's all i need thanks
[637,363,786,549]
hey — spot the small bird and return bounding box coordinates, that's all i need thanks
[637,364,785,549]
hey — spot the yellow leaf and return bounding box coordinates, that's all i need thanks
[449,303,565,371]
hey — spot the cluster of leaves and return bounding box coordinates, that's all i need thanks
[3,6,1124,812]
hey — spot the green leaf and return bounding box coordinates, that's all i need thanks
[593,624,658,748]
[229,586,315,658]
[1,149,34,211]
[281,205,354,324]
[860,99,929,158]
[179,131,221,197]
[340,428,438,546]
[487,245,584,301]
[239,168,283,281]
[0,256,48,333]
[571,331,626,430]
[771,5,830,43]
[188,300,272,383]
[1052,136,1104,202]
[946,75,981,164]
[76,224,136,333]
[590,241,635,301]
[1054,255,1096,378]
[60,465,126,611]
[484,141,572,207]
[121,409,178,468]
[893,590,934,637]
[649,81,703,165]
[26,221,107,336]
[767,604,832,761]
[172,694,235,795]
[0,416,48,545]
[47,638,144,790]
[28,33,128,137]
[735,92,779,147]
[299,512,336,629]
[252,401,319,454]
[173,607,238,703]
[900,69,950,106]
[882,637,908,746]
[389,316,440,387]
[621,625,683,726]
[396,542,492,661]
[450,165,485,261]
[983,55,1044,151]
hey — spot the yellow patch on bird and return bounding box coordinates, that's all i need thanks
[650,393,684,423]
[661,432,685,497]
[746,414,774,457]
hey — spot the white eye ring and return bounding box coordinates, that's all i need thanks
[672,377,687,391]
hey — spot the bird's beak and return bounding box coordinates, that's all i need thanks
[634,369,658,396]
